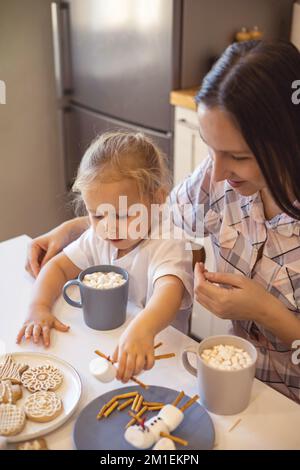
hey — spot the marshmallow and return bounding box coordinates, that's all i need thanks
[158,404,184,432]
[89,357,117,383]
[143,416,169,441]
[124,425,156,450]
[83,272,126,290]
[153,437,176,450]
[200,344,252,371]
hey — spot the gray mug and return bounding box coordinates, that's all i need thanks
[182,335,257,415]
[63,265,129,331]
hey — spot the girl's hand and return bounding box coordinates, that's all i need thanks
[16,306,70,347]
[194,262,280,322]
[112,324,155,383]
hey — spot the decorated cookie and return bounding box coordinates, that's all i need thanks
[21,365,63,393]
[17,437,48,450]
[0,380,22,404]
[0,404,26,436]
[0,355,28,384]
[24,391,62,423]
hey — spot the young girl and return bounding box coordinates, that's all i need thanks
[17,132,194,382]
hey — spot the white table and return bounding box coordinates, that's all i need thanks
[1,235,300,450]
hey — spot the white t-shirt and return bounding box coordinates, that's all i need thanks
[63,227,194,333]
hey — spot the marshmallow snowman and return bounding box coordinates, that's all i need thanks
[124,404,184,449]
[89,357,117,383]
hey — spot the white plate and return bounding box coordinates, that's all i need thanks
[0,352,82,443]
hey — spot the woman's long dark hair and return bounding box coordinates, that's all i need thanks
[196,40,300,220]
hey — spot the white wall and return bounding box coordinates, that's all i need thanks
[0,0,68,241]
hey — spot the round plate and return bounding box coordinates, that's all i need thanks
[0,352,82,443]
[73,385,215,450]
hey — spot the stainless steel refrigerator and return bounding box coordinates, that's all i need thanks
[51,0,183,188]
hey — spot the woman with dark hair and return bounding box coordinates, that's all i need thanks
[24,40,300,402]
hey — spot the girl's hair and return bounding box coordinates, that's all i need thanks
[196,40,300,220]
[72,131,172,213]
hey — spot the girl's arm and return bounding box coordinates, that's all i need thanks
[113,275,185,382]
[17,252,81,347]
[26,216,90,278]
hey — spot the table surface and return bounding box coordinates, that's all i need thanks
[0,235,299,450]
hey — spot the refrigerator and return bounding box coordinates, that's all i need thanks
[51,0,183,189]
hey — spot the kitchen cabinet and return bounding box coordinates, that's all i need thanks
[172,102,231,340]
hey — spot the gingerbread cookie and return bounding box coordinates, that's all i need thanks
[17,437,48,450]
[0,404,26,436]
[24,391,62,423]
[21,365,63,393]
[0,380,22,404]
[0,355,28,384]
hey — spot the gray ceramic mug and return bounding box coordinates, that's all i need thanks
[182,335,257,415]
[63,265,129,331]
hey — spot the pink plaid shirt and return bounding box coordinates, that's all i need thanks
[170,157,300,403]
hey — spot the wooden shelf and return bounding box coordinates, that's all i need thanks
[170,87,199,111]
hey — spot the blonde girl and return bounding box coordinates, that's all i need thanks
[17,132,194,382]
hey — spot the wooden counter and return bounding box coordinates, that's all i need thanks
[170,87,199,111]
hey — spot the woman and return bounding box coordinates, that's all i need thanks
[24,40,300,402]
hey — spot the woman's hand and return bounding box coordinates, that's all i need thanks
[16,305,70,347]
[194,262,280,322]
[112,322,155,383]
[25,217,89,279]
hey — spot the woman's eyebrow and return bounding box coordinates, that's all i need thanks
[198,131,251,155]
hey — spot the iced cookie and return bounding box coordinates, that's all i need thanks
[0,404,26,436]
[0,355,28,384]
[0,380,22,404]
[24,391,62,423]
[21,365,63,393]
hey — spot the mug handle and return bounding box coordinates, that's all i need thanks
[182,346,198,377]
[63,280,82,308]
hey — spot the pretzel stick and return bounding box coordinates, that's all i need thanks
[131,394,140,411]
[135,395,144,413]
[96,396,118,419]
[228,418,242,433]
[179,395,199,412]
[97,404,107,420]
[126,406,148,428]
[131,376,149,389]
[154,342,163,349]
[154,353,176,360]
[142,402,164,407]
[148,405,164,411]
[118,398,134,411]
[160,432,188,446]
[95,350,149,389]
[128,411,144,425]
[115,392,139,400]
[104,401,119,418]
[172,391,185,407]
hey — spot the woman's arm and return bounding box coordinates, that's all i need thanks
[194,263,300,347]
[17,252,81,346]
[113,275,185,382]
[26,217,89,278]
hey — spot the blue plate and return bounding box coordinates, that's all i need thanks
[73,385,215,450]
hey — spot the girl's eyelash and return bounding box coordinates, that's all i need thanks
[93,215,104,220]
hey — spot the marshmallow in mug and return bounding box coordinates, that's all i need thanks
[83,272,126,290]
[200,344,252,371]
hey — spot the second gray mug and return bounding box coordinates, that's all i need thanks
[63,265,129,331]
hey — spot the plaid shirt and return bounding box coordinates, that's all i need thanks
[170,157,300,403]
